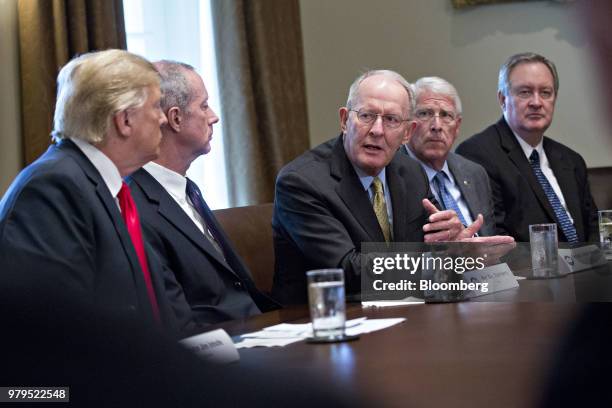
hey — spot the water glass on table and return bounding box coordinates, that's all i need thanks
[529,223,559,278]
[599,210,612,259]
[307,269,346,340]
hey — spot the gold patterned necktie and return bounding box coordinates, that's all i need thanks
[372,177,391,242]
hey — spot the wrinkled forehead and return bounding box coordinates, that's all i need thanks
[355,75,411,113]
[416,91,456,110]
[508,62,555,86]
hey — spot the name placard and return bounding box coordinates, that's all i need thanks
[463,263,518,299]
[558,245,607,275]
[180,328,239,364]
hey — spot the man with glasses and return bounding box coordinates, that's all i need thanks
[456,52,598,243]
[272,70,483,305]
[405,77,496,236]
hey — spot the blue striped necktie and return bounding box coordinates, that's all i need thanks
[432,172,468,226]
[185,178,226,257]
[529,150,578,244]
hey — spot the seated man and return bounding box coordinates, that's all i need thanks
[456,52,598,243]
[129,60,278,325]
[0,50,184,330]
[272,70,481,305]
[405,76,496,236]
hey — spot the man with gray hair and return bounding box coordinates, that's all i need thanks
[456,52,598,243]
[129,60,278,325]
[272,70,483,305]
[0,49,184,330]
[405,76,496,236]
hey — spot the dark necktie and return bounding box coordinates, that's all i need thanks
[529,150,578,244]
[432,171,468,226]
[117,182,161,323]
[185,178,225,257]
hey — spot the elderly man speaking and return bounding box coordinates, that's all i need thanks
[272,70,484,305]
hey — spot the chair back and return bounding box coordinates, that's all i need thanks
[213,203,275,293]
[588,167,612,210]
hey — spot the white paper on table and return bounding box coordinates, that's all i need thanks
[234,317,404,349]
[558,245,607,274]
[345,318,406,336]
[236,337,304,349]
[180,329,240,363]
[463,263,518,299]
[362,296,424,307]
[262,317,367,334]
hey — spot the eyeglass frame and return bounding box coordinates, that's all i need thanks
[413,108,459,124]
[349,109,411,129]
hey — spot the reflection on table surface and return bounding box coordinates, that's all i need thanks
[210,302,583,408]
[202,262,612,407]
[475,261,612,302]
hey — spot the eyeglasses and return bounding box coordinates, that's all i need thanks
[350,109,409,129]
[414,108,457,124]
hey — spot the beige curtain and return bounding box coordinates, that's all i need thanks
[17,0,126,165]
[211,0,310,207]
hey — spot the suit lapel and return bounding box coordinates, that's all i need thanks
[188,193,253,280]
[545,139,584,240]
[387,155,424,241]
[132,170,239,277]
[331,137,385,242]
[58,140,155,320]
[447,154,479,219]
[497,119,558,222]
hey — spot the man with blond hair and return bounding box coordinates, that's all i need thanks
[0,49,184,330]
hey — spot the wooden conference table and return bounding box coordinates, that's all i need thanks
[213,262,611,408]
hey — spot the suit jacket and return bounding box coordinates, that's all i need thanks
[455,117,598,242]
[272,135,433,305]
[0,139,180,331]
[403,147,497,237]
[129,168,278,325]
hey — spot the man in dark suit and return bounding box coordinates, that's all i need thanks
[129,61,277,325]
[272,70,483,305]
[456,52,598,243]
[0,50,188,331]
[405,76,496,237]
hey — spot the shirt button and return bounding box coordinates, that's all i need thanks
[234,281,243,289]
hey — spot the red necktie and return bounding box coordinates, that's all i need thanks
[117,182,161,323]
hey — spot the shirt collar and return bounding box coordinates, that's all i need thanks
[404,144,452,185]
[352,163,387,192]
[71,138,123,198]
[512,131,544,161]
[144,161,188,201]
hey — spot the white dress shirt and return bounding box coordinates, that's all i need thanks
[72,138,123,209]
[405,145,474,225]
[143,162,207,234]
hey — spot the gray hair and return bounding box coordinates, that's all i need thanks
[153,60,196,113]
[52,49,160,143]
[346,69,415,116]
[413,76,463,116]
[498,52,559,96]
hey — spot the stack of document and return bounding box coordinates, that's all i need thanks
[234,317,405,349]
